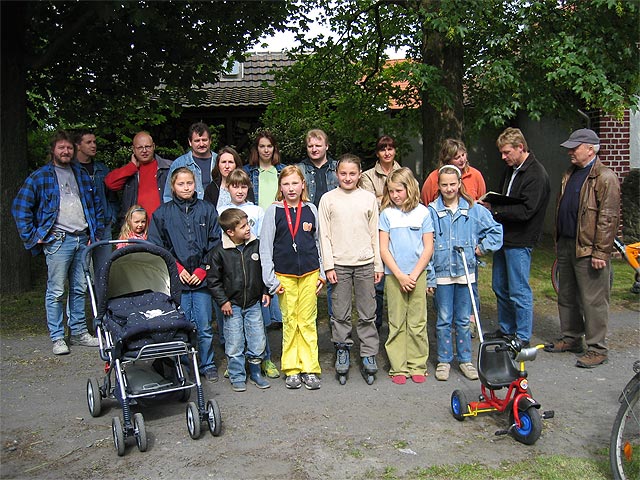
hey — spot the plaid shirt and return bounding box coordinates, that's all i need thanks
[12,162,105,255]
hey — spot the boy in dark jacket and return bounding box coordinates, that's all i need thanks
[207,208,271,392]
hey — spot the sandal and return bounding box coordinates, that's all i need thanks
[435,362,450,381]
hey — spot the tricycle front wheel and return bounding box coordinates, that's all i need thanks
[509,406,542,445]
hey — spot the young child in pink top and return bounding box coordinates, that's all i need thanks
[116,205,148,248]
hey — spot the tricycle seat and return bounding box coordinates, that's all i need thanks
[478,339,519,389]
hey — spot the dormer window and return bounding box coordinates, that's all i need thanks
[221,61,243,81]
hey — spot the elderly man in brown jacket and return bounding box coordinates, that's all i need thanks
[545,128,620,368]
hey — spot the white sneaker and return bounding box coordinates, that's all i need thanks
[459,362,479,380]
[52,339,70,355]
[69,332,99,347]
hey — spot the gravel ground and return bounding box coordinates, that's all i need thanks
[1,301,638,479]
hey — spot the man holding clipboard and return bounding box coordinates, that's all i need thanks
[479,128,550,347]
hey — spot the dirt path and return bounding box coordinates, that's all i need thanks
[1,306,639,479]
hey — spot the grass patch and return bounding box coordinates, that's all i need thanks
[0,258,48,337]
[364,454,611,480]
[477,235,639,317]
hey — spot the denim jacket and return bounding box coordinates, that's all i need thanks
[76,160,119,226]
[427,196,503,287]
[296,157,339,206]
[163,150,218,203]
[243,163,284,206]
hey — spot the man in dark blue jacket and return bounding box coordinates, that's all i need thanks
[74,130,119,271]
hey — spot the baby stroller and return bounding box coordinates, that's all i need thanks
[83,240,222,456]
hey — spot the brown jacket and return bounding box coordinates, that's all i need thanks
[556,157,620,260]
[359,161,402,209]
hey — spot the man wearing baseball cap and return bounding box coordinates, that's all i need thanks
[545,128,620,368]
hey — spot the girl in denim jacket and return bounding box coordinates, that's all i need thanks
[427,166,502,381]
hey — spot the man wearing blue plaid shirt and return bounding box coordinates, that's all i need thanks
[12,131,105,355]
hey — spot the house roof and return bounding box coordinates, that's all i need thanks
[185,52,295,108]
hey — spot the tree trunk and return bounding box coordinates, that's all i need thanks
[419,2,464,177]
[1,2,32,294]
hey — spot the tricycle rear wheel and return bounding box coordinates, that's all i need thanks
[451,389,468,421]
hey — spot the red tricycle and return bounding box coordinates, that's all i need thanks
[449,246,554,445]
[450,338,555,445]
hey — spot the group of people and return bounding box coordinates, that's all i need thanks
[11,123,620,394]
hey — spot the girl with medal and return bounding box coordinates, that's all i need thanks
[259,165,325,390]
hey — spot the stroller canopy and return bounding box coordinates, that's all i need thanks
[93,242,183,318]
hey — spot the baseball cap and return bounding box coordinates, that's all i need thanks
[560,128,600,148]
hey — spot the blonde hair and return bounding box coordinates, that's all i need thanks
[305,128,329,145]
[380,167,420,212]
[496,127,529,152]
[119,205,148,239]
[275,165,310,202]
[437,165,474,206]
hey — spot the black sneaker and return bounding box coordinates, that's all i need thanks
[203,366,219,383]
[484,329,513,341]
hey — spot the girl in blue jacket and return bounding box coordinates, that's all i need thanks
[149,167,221,382]
[427,165,502,382]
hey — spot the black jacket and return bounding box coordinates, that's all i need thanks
[207,233,267,309]
[493,152,550,247]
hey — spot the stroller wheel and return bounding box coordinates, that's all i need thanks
[186,402,201,439]
[206,399,222,436]
[112,417,125,456]
[87,378,102,417]
[133,413,148,452]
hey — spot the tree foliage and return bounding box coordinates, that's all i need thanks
[22,0,291,163]
[263,0,639,173]
[1,0,291,293]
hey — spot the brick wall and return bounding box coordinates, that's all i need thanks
[592,110,633,239]
[593,110,632,179]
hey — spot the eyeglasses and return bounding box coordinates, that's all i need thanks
[134,145,154,152]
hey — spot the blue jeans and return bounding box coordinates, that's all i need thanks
[435,283,472,363]
[44,232,90,341]
[181,288,215,373]
[224,302,266,383]
[214,301,225,346]
[492,247,533,342]
[261,294,282,359]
